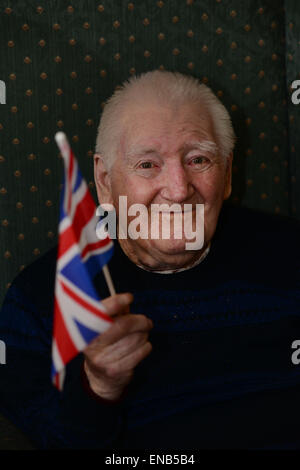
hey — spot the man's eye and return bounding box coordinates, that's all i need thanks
[191,156,208,164]
[189,156,212,170]
[139,162,155,169]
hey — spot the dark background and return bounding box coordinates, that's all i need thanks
[0,0,299,448]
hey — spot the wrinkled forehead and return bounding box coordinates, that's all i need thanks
[117,102,217,157]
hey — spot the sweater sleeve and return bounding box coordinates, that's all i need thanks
[0,280,126,449]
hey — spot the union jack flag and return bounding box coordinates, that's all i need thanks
[52,132,114,390]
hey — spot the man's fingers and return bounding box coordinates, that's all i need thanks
[88,331,149,365]
[101,292,134,318]
[85,313,153,353]
[102,342,153,380]
[101,314,153,346]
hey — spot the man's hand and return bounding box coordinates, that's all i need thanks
[83,293,153,401]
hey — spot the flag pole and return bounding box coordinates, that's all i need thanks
[54,131,116,298]
[102,264,116,296]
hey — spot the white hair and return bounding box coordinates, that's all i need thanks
[95,70,236,171]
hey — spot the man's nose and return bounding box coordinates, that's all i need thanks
[160,164,193,203]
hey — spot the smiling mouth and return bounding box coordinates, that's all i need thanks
[156,210,193,213]
[150,206,198,214]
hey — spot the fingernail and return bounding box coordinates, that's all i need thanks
[118,293,133,306]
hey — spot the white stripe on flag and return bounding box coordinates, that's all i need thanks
[57,243,79,271]
[56,279,87,351]
[59,180,88,234]
[58,273,111,329]
[56,276,111,351]
[52,338,64,373]
[69,178,87,221]
[59,216,71,234]
[78,210,98,245]
[57,211,102,269]
[81,239,114,263]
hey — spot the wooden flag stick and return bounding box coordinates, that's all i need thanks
[102,264,116,296]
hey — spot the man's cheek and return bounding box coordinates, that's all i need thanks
[203,178,226,205]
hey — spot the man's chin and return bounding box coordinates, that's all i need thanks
[119,237,206,272]
[148,238,199,256]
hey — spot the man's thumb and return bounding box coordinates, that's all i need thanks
[101,292,133,317]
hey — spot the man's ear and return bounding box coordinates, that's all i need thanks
[94,153,113,205]
[223,152,233,200]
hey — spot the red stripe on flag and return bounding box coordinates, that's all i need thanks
[54,373,60,390]
[81,238,112,260]
[58,188,96,258]
[60,279,113,324]
[58,225,76,259]
[53,296,78,365]
[72,189,95,236]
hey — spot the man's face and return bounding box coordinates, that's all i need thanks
[95,102,232,270]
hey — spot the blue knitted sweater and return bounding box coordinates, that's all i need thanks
[0,204,300,449]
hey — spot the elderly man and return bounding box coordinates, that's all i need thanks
[85,70,233,401]
[0,70,300,450]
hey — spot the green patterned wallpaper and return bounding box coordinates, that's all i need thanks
[0,0,299,307]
